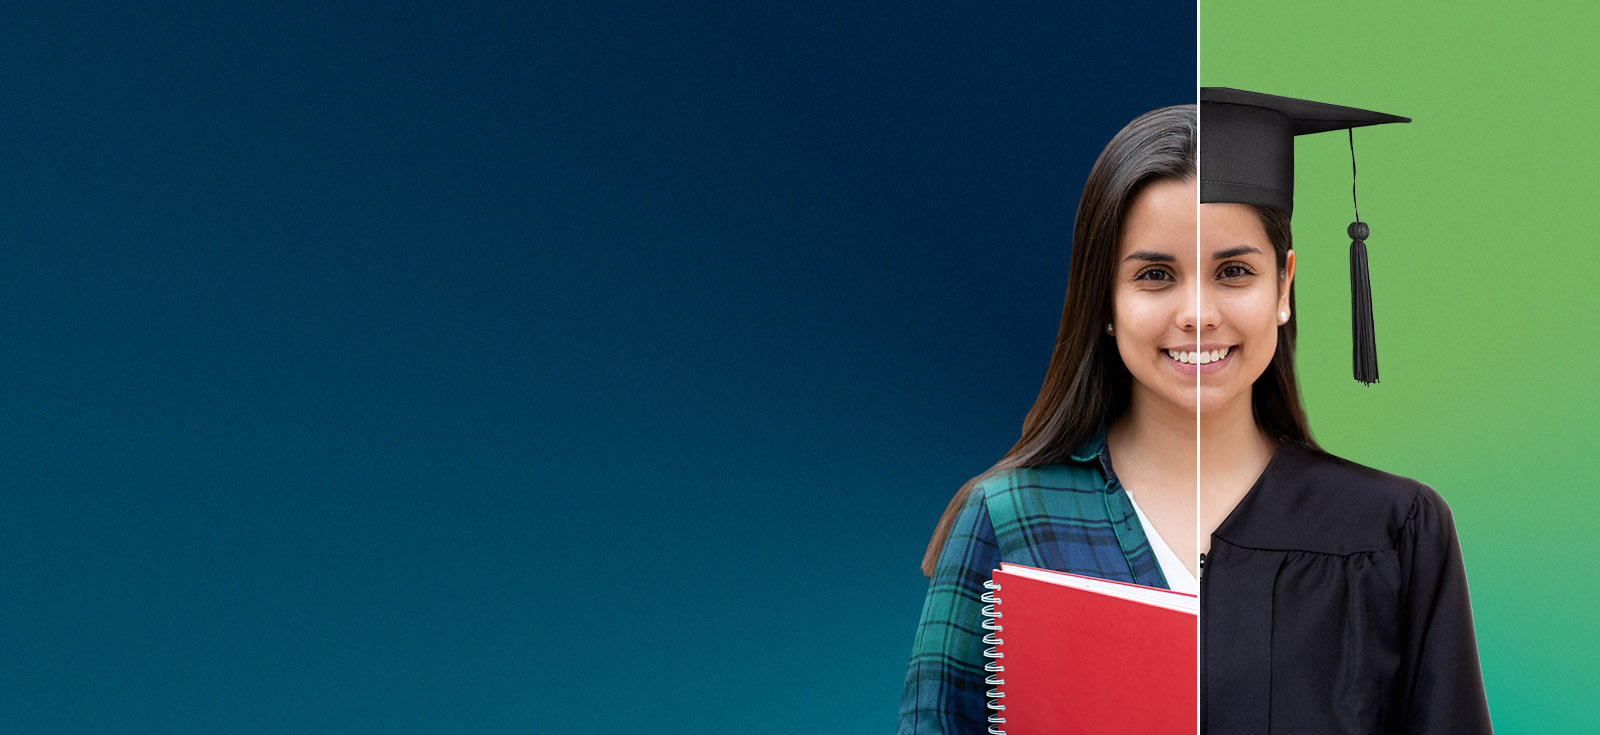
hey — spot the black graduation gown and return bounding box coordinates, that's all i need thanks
[1201,441,1492,734]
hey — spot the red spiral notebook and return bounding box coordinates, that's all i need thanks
[983,563,1198,735]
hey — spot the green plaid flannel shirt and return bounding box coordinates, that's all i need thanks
[897,430,1168,734]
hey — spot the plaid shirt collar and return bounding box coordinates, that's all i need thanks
[1067,425,1116,484]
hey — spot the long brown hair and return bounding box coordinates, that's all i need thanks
[921,105,1196,576]
[1250,205,1318,450]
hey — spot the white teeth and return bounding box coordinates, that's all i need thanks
[1166,347,1230,365]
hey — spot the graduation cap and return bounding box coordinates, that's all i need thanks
[1200,87,1410,384]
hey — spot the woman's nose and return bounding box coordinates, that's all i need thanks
[1178,283,1220,331]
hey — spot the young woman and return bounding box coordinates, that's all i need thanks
[1197,87,1491,734]
[898,104,1199,734]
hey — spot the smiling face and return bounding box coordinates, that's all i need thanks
[1111,187,1295,419]
[1110,177,1202,417]
[1196,202,1295,415]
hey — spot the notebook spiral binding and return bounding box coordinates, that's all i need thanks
[981,578,1005,735]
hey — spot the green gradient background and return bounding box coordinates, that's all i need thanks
[1203,2,1600,731]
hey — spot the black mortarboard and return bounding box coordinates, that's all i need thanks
[1200,87,1410,384]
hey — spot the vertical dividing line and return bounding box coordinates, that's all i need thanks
[1192,9,1203,733]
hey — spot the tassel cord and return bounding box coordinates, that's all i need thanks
[1348,129,1378,384]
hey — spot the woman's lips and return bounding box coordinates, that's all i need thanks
[1164,346,1234,376]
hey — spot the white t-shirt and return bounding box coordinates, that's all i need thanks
[1125,491,1199,594]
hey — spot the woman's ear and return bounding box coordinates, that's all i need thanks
[1278,249,1297,319]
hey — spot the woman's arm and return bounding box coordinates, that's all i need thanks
[1396,483,1493,733]
[898,487,1000,735]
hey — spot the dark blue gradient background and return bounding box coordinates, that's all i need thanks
[1,2,1193,731]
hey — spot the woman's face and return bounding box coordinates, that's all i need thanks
[1110,177,1202,417]
[1111,186,1295,418]
[1196,202,1294,415]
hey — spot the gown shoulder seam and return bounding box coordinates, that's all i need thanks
[1209,535,1398,557]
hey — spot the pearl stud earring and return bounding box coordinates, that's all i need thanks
[1105,323,1115,335]
[1279,310,1289,324]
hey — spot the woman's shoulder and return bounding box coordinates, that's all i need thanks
[1276,441,1430,503]
[1245,442,1447,553]
[969,461,1110,499]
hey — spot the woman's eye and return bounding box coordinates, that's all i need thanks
[1219,263,1255,280]
[1135,267,1174,282]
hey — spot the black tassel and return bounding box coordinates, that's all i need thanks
[1349,221,1378,384]
[1346,129,1378,385]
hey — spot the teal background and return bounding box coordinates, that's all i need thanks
[0,1,1194,731]
[1204,2,1600,730]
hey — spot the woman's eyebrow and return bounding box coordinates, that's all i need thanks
[1123,250,1175,263]
[1213,245,1263,259]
